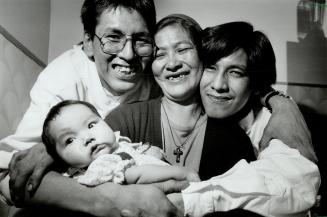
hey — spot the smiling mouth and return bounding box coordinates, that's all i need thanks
[207,93,232,102]
[166,72,190,82]
[113,65,137,79]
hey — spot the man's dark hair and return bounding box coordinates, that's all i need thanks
[81,0,156,37]
[41,100,101,164]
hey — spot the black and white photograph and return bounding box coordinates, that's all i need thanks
[0,0,326,216]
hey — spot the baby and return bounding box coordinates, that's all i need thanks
[41,100,199,186]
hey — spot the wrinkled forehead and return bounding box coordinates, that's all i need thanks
[154,24,195,49]
[156,23,192,40]
[96,6,149,34]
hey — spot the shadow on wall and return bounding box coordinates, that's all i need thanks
[286,0,327,215]
[287,0,327,89]
[298,104,327,215]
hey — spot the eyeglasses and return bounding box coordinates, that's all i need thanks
[94,33,154,57]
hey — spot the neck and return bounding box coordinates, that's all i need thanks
[162,96,203,127]
[100,78,121,96]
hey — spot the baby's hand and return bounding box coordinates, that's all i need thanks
[183,168,200,182]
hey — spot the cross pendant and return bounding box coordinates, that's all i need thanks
[173,147,183,163]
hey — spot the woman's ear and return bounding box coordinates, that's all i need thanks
[83,33,94,60]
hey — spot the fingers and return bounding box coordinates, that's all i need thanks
[121,209,139,217]
[9,150,28,172]
[296,142,318,163]
[118,185,180,217]
[9,165,32,206]
[7,144,53,206]
[27,153,54,196]
[153,180,190,194]
[309,150,318,163]
[9,151,31,205]
[26,164,48,196]
[120,207,179,217]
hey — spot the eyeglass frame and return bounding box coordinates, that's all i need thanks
[93,33,154,57]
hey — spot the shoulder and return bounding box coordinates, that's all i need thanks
[109,98,161,116]
[106,98,161,130]
[33,45,94,92]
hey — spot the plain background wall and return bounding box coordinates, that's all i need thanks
[0,0,50,64]
[47,0,327,85]
[155,0,298,83]
[48,0,84,62]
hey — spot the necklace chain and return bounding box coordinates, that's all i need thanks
[162,102,202,163]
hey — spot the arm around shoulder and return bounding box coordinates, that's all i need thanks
[259,89,317,162]
[16,171,122,216]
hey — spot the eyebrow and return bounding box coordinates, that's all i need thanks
[102,28,150,36]
[83,115,95,126]
[57,129,73,144]
[84,113,101,127]
[56,116,93,142]
[227,64,247,70]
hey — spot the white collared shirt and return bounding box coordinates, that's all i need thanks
[0,45,153,203]
[182,108,320,217]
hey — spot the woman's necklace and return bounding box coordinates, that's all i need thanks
[162,103,202,163]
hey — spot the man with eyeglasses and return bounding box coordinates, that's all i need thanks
[93,33,154,57]
[0,0,175,216]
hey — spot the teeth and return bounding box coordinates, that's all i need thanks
[168,74,185,80]
[116,66,134,75]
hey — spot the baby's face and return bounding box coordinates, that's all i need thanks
[49,104,118,168]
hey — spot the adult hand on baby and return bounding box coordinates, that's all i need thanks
[94,184,182,217]
[166,193,184,215]
[152,180,191,194]
[259,96,318,162]
[8,143,54,206]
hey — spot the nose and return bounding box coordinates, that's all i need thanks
[117,38,135,61]
[83,133,95,146]
[166,53,182,72]
[211,72,228,93]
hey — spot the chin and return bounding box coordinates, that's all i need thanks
[205,107,230,119]
[110,81,139,95]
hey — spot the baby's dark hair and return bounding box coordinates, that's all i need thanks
[41,100,101,164]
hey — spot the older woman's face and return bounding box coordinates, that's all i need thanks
[152,24,203,102]
[200,49,252,119]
